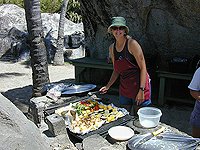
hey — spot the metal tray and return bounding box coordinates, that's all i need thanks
[44,96,134,142]
[62,84,96,95]
[71,114,134,141]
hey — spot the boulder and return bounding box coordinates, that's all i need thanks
[0,93,50,150]
[0,4,84,61]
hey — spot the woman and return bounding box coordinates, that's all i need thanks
[99,17,151,114]
[188,66,200,137]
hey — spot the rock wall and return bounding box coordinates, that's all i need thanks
[79,0,200,70]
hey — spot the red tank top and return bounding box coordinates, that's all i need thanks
[113,39,151,100]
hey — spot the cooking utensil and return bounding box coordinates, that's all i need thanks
[157,132,200,150]
[43,83,72,93]
[87,91,101,96]
[128,128,199,150]
[87,91,111,104]
[132,126,165,148]
[94,97,111,104]
[182,140,200,150]
[157,132,198,142]
[62,83,96,95]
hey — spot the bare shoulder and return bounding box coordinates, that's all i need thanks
[128,38,142,55]
[128,38,140,47]
[109,43,114,49]
[109,43,114,52]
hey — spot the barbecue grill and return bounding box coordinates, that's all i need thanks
[44,96,134,142]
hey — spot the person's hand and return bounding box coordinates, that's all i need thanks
[99,86,109,94]
[135,90,145,105]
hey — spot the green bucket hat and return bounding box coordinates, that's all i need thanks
[107,17,129,34]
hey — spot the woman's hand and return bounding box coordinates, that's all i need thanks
[99,86,109,94]
[135,90,145,105]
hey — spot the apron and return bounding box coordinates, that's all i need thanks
[113,40,150,100]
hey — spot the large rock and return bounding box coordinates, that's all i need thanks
[79,0,200,65]
[0,4,83,38]
[0,4,84,61]
[0,93,50,150]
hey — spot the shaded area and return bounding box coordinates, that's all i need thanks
[0,72,27,78]
[159,105,193,135]
[1,85,32,103]
[1,78,75,115]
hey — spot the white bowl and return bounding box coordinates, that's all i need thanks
[137,107,162,128]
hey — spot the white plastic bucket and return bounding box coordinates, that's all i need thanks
[137,107,162,128]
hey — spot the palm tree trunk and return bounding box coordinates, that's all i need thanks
[24,0,50,97]
[53,0,69,65]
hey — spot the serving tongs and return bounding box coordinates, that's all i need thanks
[157,132,200,150]
[132,126,166,148]
[87,91,111,104]
[87,91,101,96]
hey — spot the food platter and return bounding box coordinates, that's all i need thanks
[108,126,134,141]
[54,98,129,135]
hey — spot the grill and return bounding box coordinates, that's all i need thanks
[44,96,134,142]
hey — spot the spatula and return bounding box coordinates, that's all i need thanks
[128,126,165,149]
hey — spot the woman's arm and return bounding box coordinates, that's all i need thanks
[188,68,200,100]
[128,39,147,104]
[99,44,119,93]
[190,90,200,101]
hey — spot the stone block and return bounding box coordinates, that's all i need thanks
[28,96,49,125]
[45,113,67,136]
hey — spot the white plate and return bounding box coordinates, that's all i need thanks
[108,126,134,141]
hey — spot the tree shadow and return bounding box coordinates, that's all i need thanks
[1,85,32,104]
[1,78,75,114]
[0,72,27,78]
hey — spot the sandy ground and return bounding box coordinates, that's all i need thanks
[0,60,75,111]
[0,60,194,136]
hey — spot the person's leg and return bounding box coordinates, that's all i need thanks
[119,95,133,114]
[133,105,140,116]
[192,126,200,138]
[190,101,200,137]
[122,105,132,113]
[133,79,152,115]
[133,99,152,116]
[119,96,152,115]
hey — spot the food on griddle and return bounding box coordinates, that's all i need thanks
[55,98,128,134]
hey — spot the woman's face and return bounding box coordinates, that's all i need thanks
[111,26,126,39]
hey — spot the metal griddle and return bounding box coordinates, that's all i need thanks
[44,96,134,142]
[61,84,97,95]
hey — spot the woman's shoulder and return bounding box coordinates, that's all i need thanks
[109,43,115,53]
[109,43,114,49]
[195,67,200,75]
[128,38,139,45]
[127,38,141,51]
[191,67,200,81]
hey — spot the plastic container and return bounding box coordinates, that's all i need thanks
[137,107,162,128]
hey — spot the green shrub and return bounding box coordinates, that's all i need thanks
[0,0,82,23]
[67,0,82,23]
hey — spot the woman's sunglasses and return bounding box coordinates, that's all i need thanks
[111,26,125,31]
